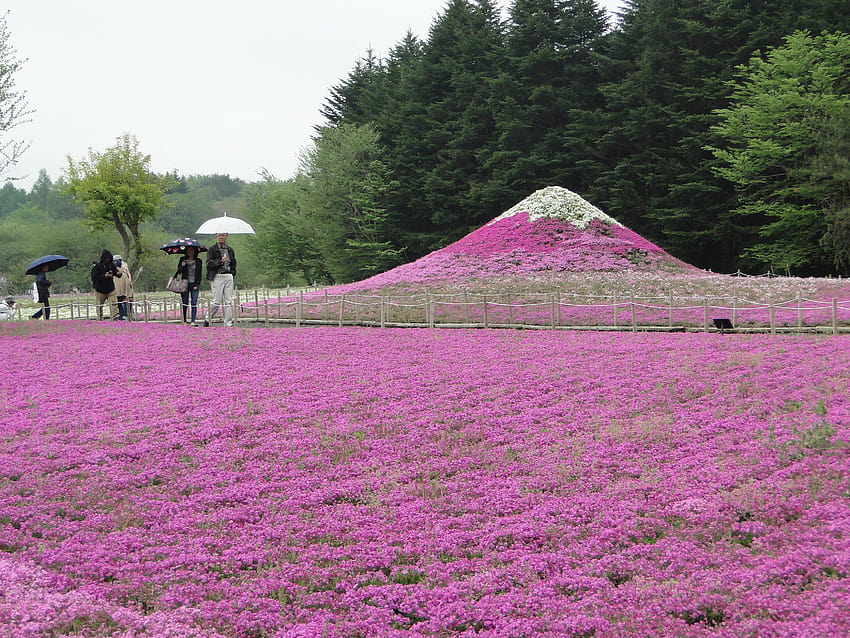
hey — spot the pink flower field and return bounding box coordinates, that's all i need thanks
[1,321,849,637]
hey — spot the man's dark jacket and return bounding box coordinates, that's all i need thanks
[91,249,121,294]
[206,243,237,281]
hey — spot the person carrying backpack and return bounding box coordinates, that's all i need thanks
[91,249,122,321]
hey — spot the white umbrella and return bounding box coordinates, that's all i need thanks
[196,212,256,235]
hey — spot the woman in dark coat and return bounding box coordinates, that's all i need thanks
[175,245,203,325]
[31,264,52,320]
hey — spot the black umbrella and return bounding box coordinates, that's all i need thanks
[26,254,69,276]
[159,238,208,255]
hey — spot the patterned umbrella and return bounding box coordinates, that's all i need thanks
[159,238,208,255]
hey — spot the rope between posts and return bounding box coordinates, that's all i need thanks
[29,290,850,333]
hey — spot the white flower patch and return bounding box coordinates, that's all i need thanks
[490,186,622,229]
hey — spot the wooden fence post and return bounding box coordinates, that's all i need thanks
[483,294,489,328]
[550,293,556,328]
[797,292,803,328]
[668,292,673,328]
[264,299,269,326]
[613,291,619,328]
[703,298,709,333]
[143,295,149,322]
[464,291,470,325]
[296,290,303,328]
[507,293,514,325]
[380,296,386,328]
[630,295,636,332]
[339,294,345,327]
[832,298,838,335]
[556,290,562,326]
[732,297,738,327]
[770,305,776,335]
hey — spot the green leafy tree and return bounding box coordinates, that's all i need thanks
[298,122,402,283]
[0,214,120,294]
[709,31,850,274]
[191,173,245,199]
[63,133,176,275]
[247,174,330,285]
[28,170,83,220]
[321,0,507,259]
[159,189,219,236]
[0,181,26,219]
[0,11,33,179]
[159,174,247,236]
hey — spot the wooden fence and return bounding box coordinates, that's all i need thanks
[13,288,846,334]
[8,289,850,334]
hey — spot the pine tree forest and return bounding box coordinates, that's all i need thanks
[270,0,850,282]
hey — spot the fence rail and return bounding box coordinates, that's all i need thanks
[9,288,850,335]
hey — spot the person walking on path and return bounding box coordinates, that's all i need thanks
[176,246,203,325]
[204,233,236,327]
[91,249,122,321]
[30,264,52,320]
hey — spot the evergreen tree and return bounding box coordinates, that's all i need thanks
[0,181,26,219]
[320,49,386,127]
[491,0,608,201]
[27,170,80,220]
[590,0,850,271]
[388,0,506,256]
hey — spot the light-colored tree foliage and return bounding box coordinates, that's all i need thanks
[63,133,176,275]
[709,31,850,274]
[0,11,33,179]
[248,174,330,285]
[296,122,402,283]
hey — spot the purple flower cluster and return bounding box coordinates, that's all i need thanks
[1,322,849,636]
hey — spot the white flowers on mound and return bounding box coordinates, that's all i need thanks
[490,186,622,229]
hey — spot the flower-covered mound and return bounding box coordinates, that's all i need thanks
[334,186,700,294]
[2,321,849,637]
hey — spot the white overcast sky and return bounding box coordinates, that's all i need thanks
[4,1,624,190]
